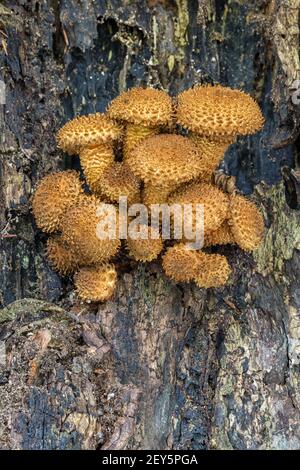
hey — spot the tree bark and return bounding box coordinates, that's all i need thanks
[0,0,300,450]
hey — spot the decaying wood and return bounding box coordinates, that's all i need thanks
[0,0,300,449]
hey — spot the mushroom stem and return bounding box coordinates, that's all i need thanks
[79,143,114,194]
[123,123,160,160]
[189,134,235,182]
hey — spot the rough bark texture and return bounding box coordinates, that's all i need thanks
[0,0,300,450]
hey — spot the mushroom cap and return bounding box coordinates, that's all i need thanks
[162,243,206,282]
[99,162,141,205]
[126,225,163,262]
[229,194,264,251]
[107,87,174,126]
[168,182,229,233]
[194,253,231,288]
[46,236,79,275]
[80,144,114,193]
[204,221,235,247]
[32,170,83,233]
[61,196,120,265]
[177,85,264,138]
[74,264,117,302]
[57,113,122,155]
[127,134,203,187]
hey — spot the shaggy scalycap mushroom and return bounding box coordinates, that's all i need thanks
[46,236,79,275]
[57,113,122,155]
[194,253,231,288]
[107,87,173,127]
[204,221,234,247]
[74,264,117,302]
[32,170,83,233]
[127,134,203,204]
[61,196,120,265]
[126,224,163,262]
[168,182,229,234]
[229,194,264,251]
[177,84,265,139]
[97,162,141,205]
[162,243,205,282]
[107,87,174,159]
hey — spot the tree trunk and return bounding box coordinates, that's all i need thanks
[0,0,300,450]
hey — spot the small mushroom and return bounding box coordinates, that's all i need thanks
[177,85,264,181]
[32,170,84,233]
[204,221,235,247]
[162,243,206,282]
[61,196,120,265]
[97,162,141,205]
[46,236,79,275]
[127,134,204,205]
[229,194,264,251]
[194,253,232,288]
[57,113,122,155]
[168,182,230,235]
[74,264,117,302]
[126,224,163,262]
[107,87,174,159]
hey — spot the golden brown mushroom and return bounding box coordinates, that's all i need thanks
[46,236,79,275]
[127,134,204,205]
[168,182,230,235]
[57,113,122,155]
[32,170,83,233]
[96,162,141,205]
[162,243,206,282]
[61,196,120,265]
[107,87,174,159]
[229,194,264,251]
[126,224,163,262]
[194,253,231,288]
[177,85,264,181]
[74,264,117,302]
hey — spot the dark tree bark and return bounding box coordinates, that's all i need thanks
[0,0,300,450]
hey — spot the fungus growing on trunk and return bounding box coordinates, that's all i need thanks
[74,264,117,302]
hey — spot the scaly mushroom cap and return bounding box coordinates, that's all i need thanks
[177,85,264,139]
[194,253,231,288]
[204,221,235,247]
[32,170,83,233]
[127,134,202,188]
[80,144,114,193]
[61,196,120,265]
[107,87,173,126]
[126,225,163,262]
[57,113,122,155]
[229,194,264,251]
[98,162,141,205]
[74,264,117,302]
[46,236,79,275]
[162,243,206,282]
[168,182,229,233]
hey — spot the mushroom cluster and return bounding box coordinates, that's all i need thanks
[32,85,265,302]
